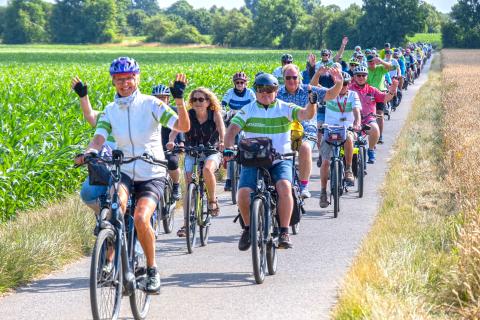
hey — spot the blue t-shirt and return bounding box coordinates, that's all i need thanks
[277,84,327,139]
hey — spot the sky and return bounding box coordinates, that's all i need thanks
[0,0,456,13]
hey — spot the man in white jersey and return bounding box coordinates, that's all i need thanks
[78,57,190,294]
[319,72,361,208]
[224,71,342,250]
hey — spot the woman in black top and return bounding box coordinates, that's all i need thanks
[177,87,225,237]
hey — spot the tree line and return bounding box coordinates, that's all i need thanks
[0,0,470,49]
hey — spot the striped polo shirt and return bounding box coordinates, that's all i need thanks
[231,99,301,154]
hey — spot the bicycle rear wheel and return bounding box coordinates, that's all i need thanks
[357,147,365,198]
[251,198,266,284]
[185,183,198,254]
[331,161,340,218]
[162,182,175,234]
[129,239,151,320]
[90,228,122,320]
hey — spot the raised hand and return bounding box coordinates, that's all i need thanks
[341,36,348,46]
[170,73,188,99]
[329,67,343,83]
[72,76,88,98]
[308,53,317,67]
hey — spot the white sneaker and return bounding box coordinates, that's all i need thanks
[300,187,311,199]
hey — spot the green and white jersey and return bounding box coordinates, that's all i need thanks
[96,112,116,149]
[231,99,301,155]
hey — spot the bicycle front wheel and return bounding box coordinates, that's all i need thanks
[90,228,122,320]
[357,147,365,198]
[199,190,210,247]
[331,161,340,218]
[129,240,151,320]
[251,198,266,284]
[231,161,239,205]
[185,183,198,254]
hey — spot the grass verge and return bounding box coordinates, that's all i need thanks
[0,196,94,294]
[332,55,458,319]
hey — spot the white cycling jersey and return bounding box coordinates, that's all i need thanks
[95,90,178,181]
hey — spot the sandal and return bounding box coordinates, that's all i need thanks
[177,226,186,237]
[208,199,220,217]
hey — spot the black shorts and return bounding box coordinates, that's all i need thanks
[120,173,165,204]
[376,102,385,112]
[166,152,179,171]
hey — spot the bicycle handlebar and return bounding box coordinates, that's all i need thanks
[81,150,168,168]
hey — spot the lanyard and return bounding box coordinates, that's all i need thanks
[336,95,348,114]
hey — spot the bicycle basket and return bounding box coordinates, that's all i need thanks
[88,160,111,186]
[325,126,347,143]
[238,137,275,168]
[290,120,304,152]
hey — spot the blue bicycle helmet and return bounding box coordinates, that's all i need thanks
[109,57,140,75]
[151,84,170,96]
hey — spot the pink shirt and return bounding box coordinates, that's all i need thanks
[349,82,386,123]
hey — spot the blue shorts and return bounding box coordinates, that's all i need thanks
[238,160,293,190]
[80,176,108,205]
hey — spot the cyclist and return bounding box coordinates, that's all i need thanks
[319,72,361,207]
[77,57,190,294]
[277,63,342,198]
[71,76,116,214]
[273,54,293,85]
[176,87,225,237]
[347,58,359,77]
[349,65,398,164]
[366,54,394,144]
[393,49,406,91]
[224,71,343,250]
[404,48,417,82]
[221,72,256,191]
[151,84,185,200]
[307,36,348,76]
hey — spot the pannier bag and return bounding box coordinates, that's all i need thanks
[325,126,347,143]
[238,137,275,168]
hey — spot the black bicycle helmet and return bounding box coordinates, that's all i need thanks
[254,73,279,88]
[281,54,293,63]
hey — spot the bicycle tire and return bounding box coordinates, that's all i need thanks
[251,198,266,284]
[266,212,278,276]
[332,161,339,218]
[129,238,151,320]
[162,181,175,234]
[90,228,122,320]
[357,147,365,198]
[199,190,210,246]
[231,161,238,205]
[185,183,198,254]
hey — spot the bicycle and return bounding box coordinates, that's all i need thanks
[183,145,218,254]
[322,124,349,218]
[151,152,178,237]
[352,124,370,198]
[290,143,307,235]
[81,150,167,320]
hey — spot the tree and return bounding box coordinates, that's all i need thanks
[301,0,321,13]
[131,0,159,15]
[163,25,207,44]
[358,0,421,48]
[127,9,149,35]
[82,0,117,43]
[442,0,480,48]
[3,0,51,44]
[325,4,362,50]
[0,6,6,40]
[188,8,213,34]
[244,0,260,17]
[417,1,442,33]
[211,9,253,47]
[252,0,305,48]
[166,0,193,19]
[50,0,117,43]
[144,14,177,42]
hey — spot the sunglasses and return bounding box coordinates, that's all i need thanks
[355,74,367,78]
[321,54,329,57]
[192,97,209,103]
[235,81,246,85]
[256,86,277,94]
[285,75,298,81]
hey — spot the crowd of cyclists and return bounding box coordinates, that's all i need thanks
[72,38,433,296]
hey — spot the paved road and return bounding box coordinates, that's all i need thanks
[0,58,433,320]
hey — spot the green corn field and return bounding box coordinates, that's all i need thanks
[0,45,351,222]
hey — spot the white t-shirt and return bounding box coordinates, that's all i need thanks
[324,90,361,127]
[386,58,400,78]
